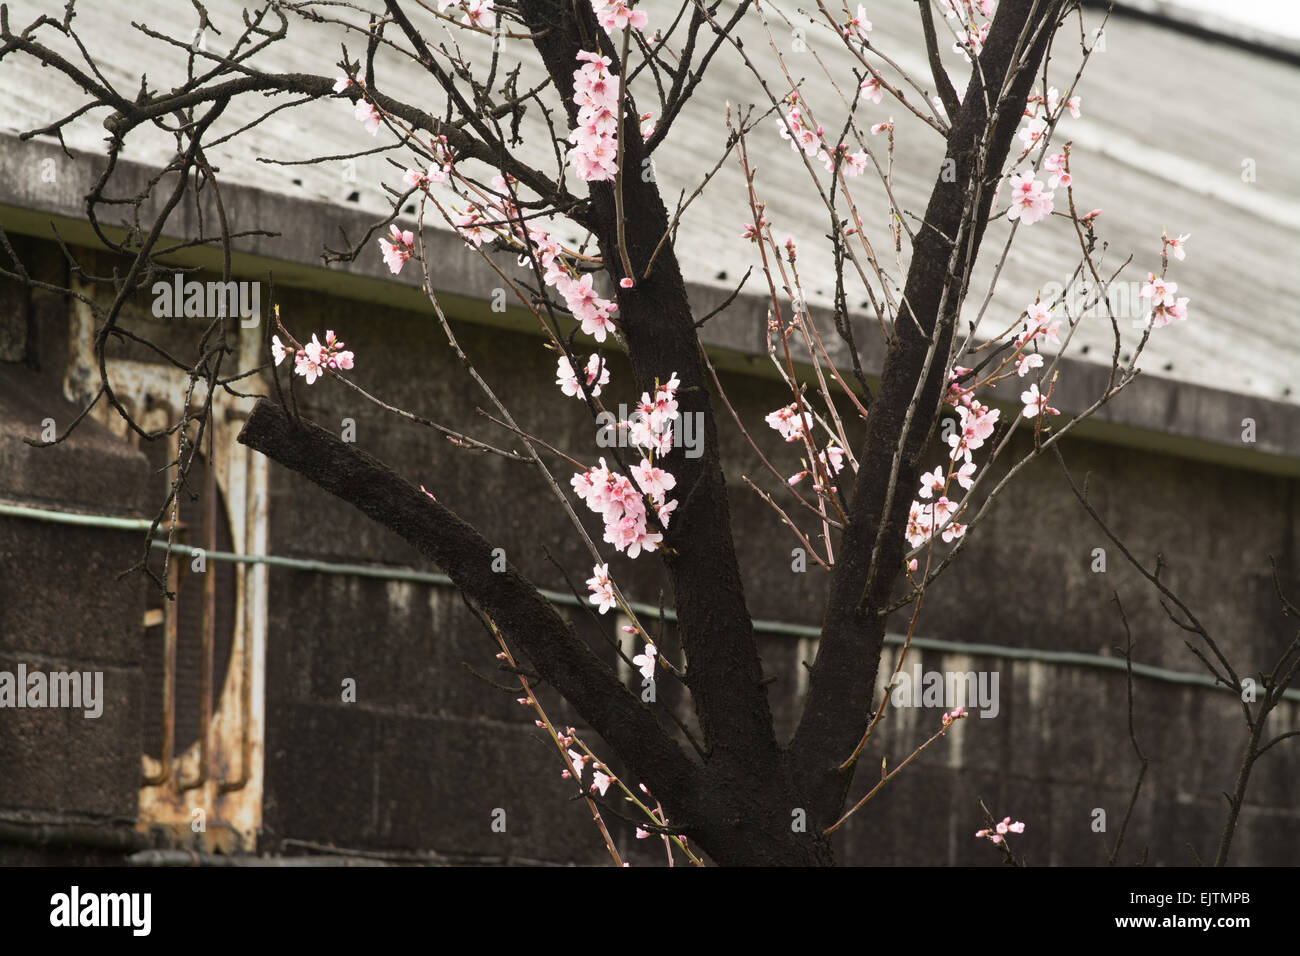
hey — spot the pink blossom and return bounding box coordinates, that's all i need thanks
[378,224,415,275]
[1005,171,1054,225]
[591,0,647,32]
[765,403,814,442]
[1016,352,1044,377]
[818,443,846,476]
[947,401,1000,461]
[632,643,657,681]
[906,500,933,548]
[1020,383,1059,418]
[1017,117,1048,150]
[591,770,612,796]
[332,76,353,94]
[1043,152,1071,190]
[919,467,944,500]
[320,330,354,370]
[556,353,610,398]
[567,748,587,779]
[941,520,966,543]
[1163,230,1190,261]
[271,334,291,366]
[953,20,990,60]
[461,0,495,29]
[294,336,324,384]
[859,75,883,104]
[870,121,892,135]
[354,98,382,135]
[656,498,678,527]
[778,100,826,155]
[570,51,622,182]
[403,165,447,190]
[844,4,872,40]
[452,207,490,248]
[1066,95,1081,119]
[1140,272,1190,328]
[632,460,676,501]
[1018,301,1061,347]
[586,563,616,614]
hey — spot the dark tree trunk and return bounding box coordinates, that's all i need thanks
[791,1,1067,831]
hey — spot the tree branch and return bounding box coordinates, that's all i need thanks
[236,398,700,810]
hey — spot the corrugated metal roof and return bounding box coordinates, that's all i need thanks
[2,0,1297,405]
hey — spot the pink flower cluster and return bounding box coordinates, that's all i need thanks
[572,376,681,575]
[1043,152,1070,190]
[765,402,814,442]
[775,90,870,171]
[1006,170,1054,225]
[402,163,449,191]
[557,353,611,398]
[570,51,621,182]
[558,273,619,342]
[903,381,1002,550]
[1016,301,1062,350]
[439,180,622,345]
[526,227,618,339]
[976,816,1026,844]
[271,330,355,385]
[778,94,826,156]
[906,496,966,548]
[613,374,681,457]
[946,397,999,464]
[586,564,616,614]
[1019,87,1081,151]
[591,0,647,32]
[573,456,670,562]
[1140,273,1190,329]
[378,224,415,275]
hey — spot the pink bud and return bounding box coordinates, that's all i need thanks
[620,277,634,289]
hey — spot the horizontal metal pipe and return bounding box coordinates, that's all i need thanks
[4,499,1296,702]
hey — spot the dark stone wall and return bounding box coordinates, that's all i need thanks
[1,241,1297,865]
[253,282,1300,865]
[0,368,152,859]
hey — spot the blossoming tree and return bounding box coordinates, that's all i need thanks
[8,0,1274,868]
